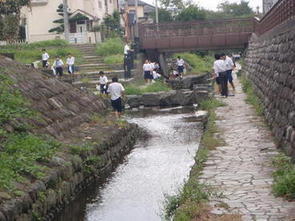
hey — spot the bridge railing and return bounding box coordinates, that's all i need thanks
[256,0,295,35]
[139,18,255,50]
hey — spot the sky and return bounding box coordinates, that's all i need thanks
[147,0,263,12]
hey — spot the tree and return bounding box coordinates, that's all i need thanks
[217,0,254,17]
[49,4,70,34]
[102,11,122,38]
[152,8,173,22]
[175,5,206,22]
[0,0,31,41]
[160,0,185,10]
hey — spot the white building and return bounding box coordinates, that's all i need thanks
[263,0,279,14]
[21,0,118,43]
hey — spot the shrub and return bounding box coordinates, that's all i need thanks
[272,154,295,199]
[104,54,123,65]
[173,53,214,75]
[96,38,124,56]
[125,81,170,95]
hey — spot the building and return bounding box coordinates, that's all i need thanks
[21,0,118,43]
[263,0,279,14]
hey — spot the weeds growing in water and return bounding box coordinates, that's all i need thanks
[163,98,225,220]
[272,153,295,200]
[125,80,171,95]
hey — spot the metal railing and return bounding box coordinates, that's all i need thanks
[256,0,295,35]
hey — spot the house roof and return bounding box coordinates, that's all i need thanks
[127,0,155,8]
[69,9,96,20]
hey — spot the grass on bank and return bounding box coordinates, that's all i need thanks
[125,80,171,95]
[164,98,225,221]
[96,37,124,56]
[239,73,295,200]
[103,54,123,65]
[0,71,61,193]
[0,39,82,64]
[173,53,214,75]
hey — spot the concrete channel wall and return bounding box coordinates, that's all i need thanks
[243,20,295,158]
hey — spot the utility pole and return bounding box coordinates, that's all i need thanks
[62,0,70,42]
[155,0,159,24]
[134,0,139,39]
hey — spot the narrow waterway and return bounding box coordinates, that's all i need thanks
[56,108,203,221]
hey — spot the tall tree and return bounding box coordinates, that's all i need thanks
[0,0,31,41]
[175,5,206,22]
[152,8,173,22]
[217,0,254,17]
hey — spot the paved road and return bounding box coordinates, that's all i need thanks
[200,75,295,220]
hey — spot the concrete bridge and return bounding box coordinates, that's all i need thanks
[138,0,295,52]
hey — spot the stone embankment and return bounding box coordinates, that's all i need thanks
[200,78,295,220]
[244,20,295,158]
[0,57,141,221]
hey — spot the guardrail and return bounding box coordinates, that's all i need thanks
[256,0,295,35]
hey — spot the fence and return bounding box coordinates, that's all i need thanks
[256,0,295,35]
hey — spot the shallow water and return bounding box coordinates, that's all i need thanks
[56,110,202,221]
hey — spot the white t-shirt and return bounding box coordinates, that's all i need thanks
[66,56,75,65]
[42,52,49,61]
[143,63,151,72]
[53,59,64,67]
[107,82,125,100]
[213,60,227,76]
[124,44,130,55]
[224,56,234,71]
[176,58,184,66]
[99,75,108,85]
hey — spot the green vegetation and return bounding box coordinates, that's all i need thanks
[272,154,295,200]
[173,53,214,75]
[0,40,81,64]
[125,80,171,95]
[0,71,61,192]
[104,54,123,65]
[164,98,225,220]
[240,74,264,116]
[96,37,124,56]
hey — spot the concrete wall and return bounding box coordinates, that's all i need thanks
[243,20,295,158]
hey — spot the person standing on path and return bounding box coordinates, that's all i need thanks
[41,49,49,68]
[143,60,152,84]
[66,53,75,75]
[213,54,228,97]
[222,53,235,92]
[99,71,108,94]
[176,56,185,79]
[53,56,64,77]
[107,77,125,118]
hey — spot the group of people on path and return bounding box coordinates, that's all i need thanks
[142,60,161,83]
[212,53,235,97]
[41,49,75,77]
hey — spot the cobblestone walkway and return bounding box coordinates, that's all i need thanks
[200,77,295,220]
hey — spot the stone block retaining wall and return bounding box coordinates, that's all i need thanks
[243,21,295,158]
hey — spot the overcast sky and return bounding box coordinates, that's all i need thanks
[147,0,263,12]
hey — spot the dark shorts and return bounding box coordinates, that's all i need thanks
[100,84,108,94]
[144,71,152,79]
[111,97,123,112]
[55,67,63,76]
[42,60,47,68]
[216,77,221,84]
[68,65,75,74]
[177,65,184,73]
[226,70,233,83]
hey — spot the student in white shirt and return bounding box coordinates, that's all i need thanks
[222,53,235,91]
[124,43,130,57]
[99,71,108,94]
[53,56,64,77]
[143,60,152,83]
[213,54,228,97]
[41,49,49,68]
[107,77,125,118]
[176,56,185,78]
[66,54,75,74]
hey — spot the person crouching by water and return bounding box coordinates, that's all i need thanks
[53,56,64,78]
[107,77,125,118]
[213,54,228,97]
[99,71,108,94]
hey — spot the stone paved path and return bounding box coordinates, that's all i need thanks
[200,76,295,220]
